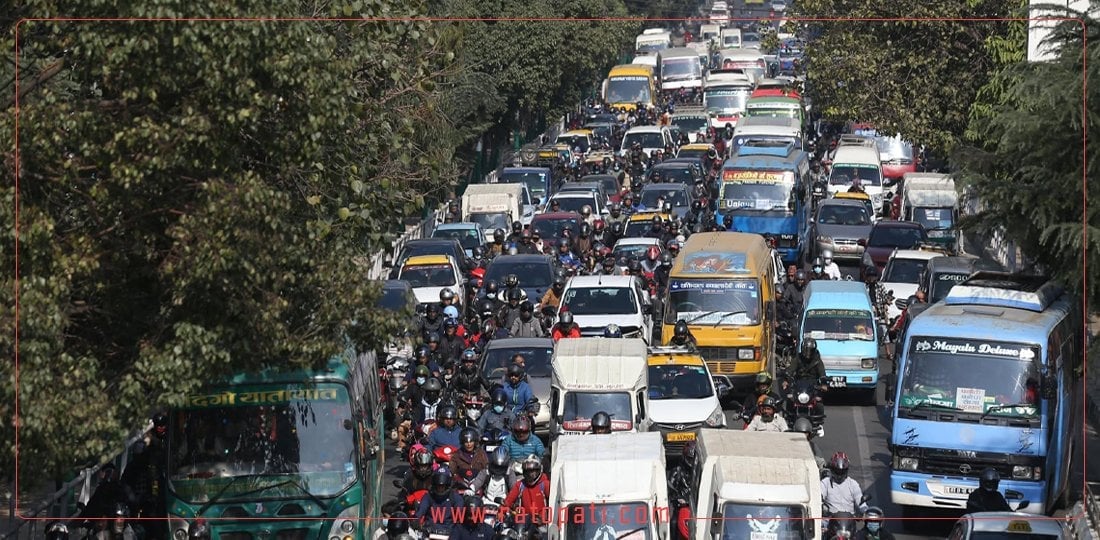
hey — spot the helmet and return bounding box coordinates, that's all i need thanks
[660,252,672,266]
[521,228,532,240]
[691,200,703,213]
[579,223,592,237]
[591,411,612,433]
[413,448,433,468]
[627,259,641,273]
[491,388,508,407]
[558,237,571,249]
[422,378,443,393]
[440,289,456,302]
[415,365,430,377]
[602,257,616,269]
[812,257,823,267]
[506,363,525,379]
[489,446,510,474]
[416,345,430,359]
[802,337,818,354]
[822,249,834,261]
[760,396,778,410]
[864,506,884,523]
[462,348,478,364]
[511,221,522,233]
[427,332,441,345]
[979,467,1000,491]
[512,416,532,434]
[646,245,660,261]
[506,288,523,302]
[651,215,662,225]
[603,324,622,338]
[440,404,458,420]
[386,512,410,536]
[45,522,69,540]
[504,274,519,288]
[794,270,808,282]
[472,246,486,259]
[443,305,460,321]
[484,280,499,295]
[521,457,543,482]
[520,300,534,314]
[594,220,606,233]
[444,317,458,330]
[559,311,574,326]
[580,205,593,217]
[459,427,479,445]
[431,469,453,490]
[792,417,814,438]
[493,228,505,242]
[829,452,850,478]
[674,319,689,339]
[426,303,440,316]
[755,371,773,386]
[610,203,621,214]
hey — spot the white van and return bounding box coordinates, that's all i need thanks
[548,432,669,540]
[549,338,650,437]
[700,23,721,46]
[827,138,885,214]
[636,29,671,55]
[691,429,822,540]
[732,116,803,152]
[720,27,742,49]
[660,48,704,93]
[559,275,655,342]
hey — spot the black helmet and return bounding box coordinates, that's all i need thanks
[829,452,850,476]
[422,377,443,393]
[511,221,522,233]
[603,324,622,338]
[674,319,689,338]
[506,363,525,379]
[553,275,566,289]
[489,447,510,475]
[794,270,808,282]
[507,288,523,302]
[627,259,641,273]
[863,506,884,524]
[520,300,534,313]
[493,228,505,242]
[979,467,1000,491]
[521,458,543,482]
[484,280,500,295]
[611,221,624,235]
[416,345,430,359]
[558,237,571,249]
[760,396,778,409]
[491,388,508,407]
[462,496,484,522]
[792,417,814,438]
[691,200,703,213]
[440,289,456,302]
[591,411,612,433]
[580,223,592,237]
[386,512,410,536]
[460,427,479,445]
[602,257,616,269]
[660,252,672,265]
[426,303,441,316]
[440,404,458,420]
[432,469,453,490]
[802,337,817,354]
[559,311,574,326]
[428,332,441,344]
[472,245,486,259]
[504,274,519,288]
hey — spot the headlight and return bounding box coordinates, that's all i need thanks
[737,348,755,360]
[797,392,810,404]
[705,407,726,427]
[897,457,919,471]
[327,504,360,540]
[861,358,876,369]
[189,520,211,540]
[1012,465,1041,480]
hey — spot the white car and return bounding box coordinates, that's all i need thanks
[620,125,674,159]
[559,275,654,342]
[646,348,727,453]
[395,254,465,311]
[947,512,1069,539]
[545,191,608,219]
[879,249,944,321]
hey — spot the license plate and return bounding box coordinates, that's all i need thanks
[667,431,696,442]
[828,376,847,388]
[944,485,974,495]
[838,245,856,252]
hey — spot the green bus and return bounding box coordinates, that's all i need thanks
[164,348,385,540]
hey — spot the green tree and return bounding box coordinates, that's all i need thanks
[0,0,477,486]
[791,0,1023,151]
[952,2,1099,307]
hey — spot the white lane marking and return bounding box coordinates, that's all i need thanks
[853,404,875,487]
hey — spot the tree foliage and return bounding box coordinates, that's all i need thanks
[0,0,481,484]
[953,2,1099,307]
[791,0,1023,151]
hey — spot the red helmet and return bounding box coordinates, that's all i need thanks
[646,245,660,261]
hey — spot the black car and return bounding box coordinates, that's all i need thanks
[386,238,467,279]
[482,254,558,302]
[644,161,704,185]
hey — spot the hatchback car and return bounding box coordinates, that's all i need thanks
[386,237,467,279]
[545,191,608,218]
[396,254,464,311]
[638,183,692,219]
[479,337,554,434]
[860,221,928,275]
[559,275,655,342]
[810,199,874,262]
[879,249,944,320]
[482,254,558,302]
[646,349,727,454]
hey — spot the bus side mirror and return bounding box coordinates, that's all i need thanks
[343,419,354,431]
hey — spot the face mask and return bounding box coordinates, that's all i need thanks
[381,519,389,529]
[416,377,426,385]
[493,405,504,414]
[814,266,822,273]
[866,522,880,533]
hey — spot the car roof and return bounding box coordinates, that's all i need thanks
[652,161,694,169]
[615,237,661,247]
[560,182,602,190]
[626,126,666,134]
[434,222,479,230]
[818,198,868,209]
[404,254,454,266]
[532,212,581,221]
[484,337,554,350]
[641,183,688,192]
[872,220,923,229]
[405,237,460,246]
[889,249,945,261]
[549,192,597,199]
[565,275,637,288]
[486,254,553,265]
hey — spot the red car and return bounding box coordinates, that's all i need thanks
[858,221,928,279]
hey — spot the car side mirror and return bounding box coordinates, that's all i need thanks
[1015,500,1030,511]
[383,259,393,269]
[857,238,867,247]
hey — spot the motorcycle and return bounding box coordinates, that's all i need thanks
[385,356,411,429]
[774,321,797,374]
[823,494,871,540]
[481,427,510,454]
[811,177,829,210]
[781,377,827,438]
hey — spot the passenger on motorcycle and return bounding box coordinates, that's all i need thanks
[597,255,623,276]
[509,301,546,338]
[452,350,490,397]
[489,229,506,257]
[403,449,436,494]
[667,320,698,351]
[854,506,895,540]
[439,318,466,364]
[780,270,808,321]
[413,378,446,426]
[405,346,442,384]
[744,396,789,432]
[467,446,518,503]
[503,274,528,302]
[418,304,445,343]
[502,458,551,530]
[821,453,867,515]
[450,497,495,540]
[540,276,566,309]
[810,258,829,280]
[415,469,465,534]
[440,288,458,311]
[640,245,661,274]
[452,428,489,485]
[427,405,463,451]
[497,288,524,331]
[502,416,545,462]
[590,411,613,434]
[551,311,582,342]
[557,238,582,269]
[505,221,524,244]
[821,250,843,280]
[502,364,534,415]
[478,389,517,433]
[742,371,782,418]
[966,468,1013,513]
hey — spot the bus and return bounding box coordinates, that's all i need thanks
[890,273,1081,516]
[716,141,811,265]
[661,232,777,398]
[602,64,657,112]
[745,87,806,127]
[165,348,385,539]
[660,48,705,95]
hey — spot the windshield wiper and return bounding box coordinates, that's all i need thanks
[617,526,648,539]
[980,403,1037,421]
[903,400,963,414]
[686,311,719,324]
[196,475,292,517]
[712,311,748,327]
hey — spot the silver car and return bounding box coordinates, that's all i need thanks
[479,338,554,435]
[811,198,874,261]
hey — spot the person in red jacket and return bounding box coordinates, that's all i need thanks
[551,311,581,343]
[502,457,550,533]
[674,497,692,540]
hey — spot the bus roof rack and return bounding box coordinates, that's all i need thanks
[944,271,1063,313]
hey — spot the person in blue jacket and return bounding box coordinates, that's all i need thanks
[502,416,544,462]
[427,405,463,451]
[502,364,533,415]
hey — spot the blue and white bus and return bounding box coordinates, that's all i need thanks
[715,141,810,265]
[889,272,1081,515]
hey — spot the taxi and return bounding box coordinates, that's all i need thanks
[946,512,1071,539]
[623,210,673,238]
[675,143,717,169]
[557,130,595,154]
[833,191,878,223]
[522,142,573,168]
[395,254,464,312]
[645,347,727,454]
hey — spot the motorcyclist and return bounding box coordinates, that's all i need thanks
[502,457,551,532]
[509,301,546,338]
[415,469,465,535]
[94,502,137,540]
[779,270,809,321]
[607,220,625,247]
[478,388,517,433]
[654,252,673,294]
[821,249,843,280]
[452,428,489,485]
[425,332,448,367]
[606,203,627,227]
[551,311,581,342]
[821,452,867,516]
[603,324,623,338]
[502,274,528,303]
[667,320,698,351]
[427,404,463,451]
[966,468,1013,513]
[540,276,567,310]
[744,396,789,432]
[640,245,662,274]
[452,349,490,398]
[413,378,445,427]
[505,221,524,244]
[557,237,582,269]
[502,364,534,416]
[597,255,623,276]
[741,371,782,419]
[590,411,613,434]
[489,229,506,257]
[467,446,518,505]
[439,288,458,312]
[405,346,442,384]
[810,257,829,280]
[439,317,467,365]
[788,338,827,392]
[497,288,524,331]
[516,228,539,254]
[402,448,435,494]
[450,497,495,540]
[854,506,896,540]
[418,304,445,343]
[502,416,545,462]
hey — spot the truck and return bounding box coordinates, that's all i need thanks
[460,183,523,242]
[691,429,822,540]
[547,432,669,540]
[899,173,959,252]
[549,338,650,438]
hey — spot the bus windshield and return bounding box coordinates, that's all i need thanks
[666,279,760,326]
[608,76,652,104]
[717,503,807,540]
[565,503,652,540]
[899,338,1041,418]
[720,182,793,214]
[705,89,750,114]
[829,165,882,187]
[168,383,356,503]
[913,207,955,231]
